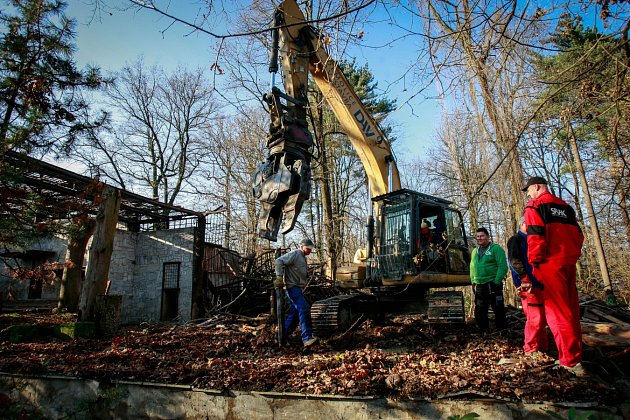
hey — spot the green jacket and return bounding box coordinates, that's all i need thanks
[470,242,508,285]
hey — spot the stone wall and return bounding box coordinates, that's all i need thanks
[106,230,138,324]
[2,373,625,420]
[0,236,67,301]
[105,227,197,324]
[1,227,199,325]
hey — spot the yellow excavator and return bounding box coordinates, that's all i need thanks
[252,0,471,336]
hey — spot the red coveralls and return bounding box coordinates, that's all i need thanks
[520,288,548,353]
[524,191,584,367]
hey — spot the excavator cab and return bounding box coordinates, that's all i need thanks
[372,189,470,285]
[313,190,471,335]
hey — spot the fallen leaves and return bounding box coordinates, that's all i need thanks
[0,311,627,404]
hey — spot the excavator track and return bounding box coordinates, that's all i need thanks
[427,291,465,323]
[311,295,361,338]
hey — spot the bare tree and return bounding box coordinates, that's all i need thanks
[199,109,270,254]
[410,107,503,237]
[410,0,552,233]
[83,59,222,209]
[529,13,630,302]
[87,0,628,305]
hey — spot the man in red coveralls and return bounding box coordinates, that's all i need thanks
[522,176,585,375]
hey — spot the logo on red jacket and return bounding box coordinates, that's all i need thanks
[550,207,567,218]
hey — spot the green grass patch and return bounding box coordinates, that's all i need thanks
[55,322,95,339]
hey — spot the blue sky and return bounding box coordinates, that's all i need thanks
[67,2,220,71]
[66,1,441,161]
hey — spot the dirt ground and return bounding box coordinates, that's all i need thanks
[0,306,628,406]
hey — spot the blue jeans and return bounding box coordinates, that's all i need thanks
[284,286,313,343]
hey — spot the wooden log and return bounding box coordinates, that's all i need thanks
[581,322,630,347]
[582,333,630,347]
[588,308,630,326]
[581,322,630,339]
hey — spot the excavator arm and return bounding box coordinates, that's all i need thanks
[253,0,400,241]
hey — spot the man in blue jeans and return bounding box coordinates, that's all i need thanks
[275,238,318,347]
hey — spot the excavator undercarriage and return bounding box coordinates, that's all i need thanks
[311,289,466,338]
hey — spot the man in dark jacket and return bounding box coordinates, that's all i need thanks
[523,176,584,374]
[275,238,318,347]
[507,216,548,355]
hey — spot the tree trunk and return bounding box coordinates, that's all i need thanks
[313,94,338,279]
[308,179,322,257]
[191,215,206,320]
[566,118,615,303]
[567,167,589,283]
[607,133,630,244]
[79,186,121,321]
[58,218,95,312]
[320,141,337,278]
[224,163,232,249]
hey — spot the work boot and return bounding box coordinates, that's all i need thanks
[561,362,588,378]
[303,337,318,348]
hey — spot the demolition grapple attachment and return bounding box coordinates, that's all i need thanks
[252,87,313,241]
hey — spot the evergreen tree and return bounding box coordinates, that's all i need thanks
[339,58,397,140]
[0,0,105,249]
[0,0,105,154]
[533,15,629,243]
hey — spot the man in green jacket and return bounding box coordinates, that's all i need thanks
[470,227,508,333]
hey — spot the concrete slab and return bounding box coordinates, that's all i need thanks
[0,373,625,419]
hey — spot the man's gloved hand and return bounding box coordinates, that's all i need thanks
[519,275,532,293]
[274,276,285,289]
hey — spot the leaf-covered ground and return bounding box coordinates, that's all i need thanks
[0,310,628,405]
